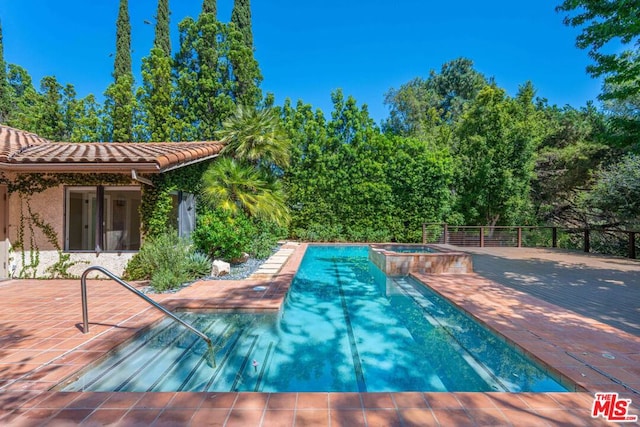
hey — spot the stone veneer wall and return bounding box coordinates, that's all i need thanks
[368,245,473,276]
[10,250,136,278]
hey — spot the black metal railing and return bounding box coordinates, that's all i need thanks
[422,223,638,259]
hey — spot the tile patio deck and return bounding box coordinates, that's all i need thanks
[0,242,638,426]
[443,245,640,336]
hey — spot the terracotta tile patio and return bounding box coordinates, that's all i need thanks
[0,242,638,426]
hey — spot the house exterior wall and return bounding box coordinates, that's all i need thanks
[6,179,136,278]
[11,250,136,278]
[0,185,7,278]
[8,181,63,250]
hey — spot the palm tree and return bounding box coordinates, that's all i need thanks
[201,157,290,226]
[217,105,291,168]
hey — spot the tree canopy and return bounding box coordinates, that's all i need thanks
[0,2,638,244]
[106,0,135,142]
[557,0,640,102]
[0,22,10,124]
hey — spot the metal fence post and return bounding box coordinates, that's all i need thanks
[443,223,448,245]
[552,227,557,248]
[517,227,522,248]
[629,232,636,259]
[422,223,426,244]
[480,226,484,247]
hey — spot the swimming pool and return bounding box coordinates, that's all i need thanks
[61,245,568,393]
[378,244,438,253]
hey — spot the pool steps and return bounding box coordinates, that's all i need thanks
[249,243,299,278]
[80,265,213,349]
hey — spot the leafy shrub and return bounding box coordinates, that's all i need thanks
[293,223,396,243]
[123,230,211,292]
[250,219,287,259]
[124,231,186,281]
[151,269,190,293]
[192,210,256,261]
[293,223,345,242]
[343,226,391,243]
[122,251,151,281]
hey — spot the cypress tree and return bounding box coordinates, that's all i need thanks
[154,0,171,56]
[141,48,173,141]
[173,17,200,141]
[229,0,262,107]
[0,21,11,123]
[114,0,132,80]
[231,0,253,48]
[202,0,217,16]
[195,16,234,139]
[106,0,135,142]
[141,0,173,141]
[174,3,236,140]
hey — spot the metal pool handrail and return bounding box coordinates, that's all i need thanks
[80,266,212,347]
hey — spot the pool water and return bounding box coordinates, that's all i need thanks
[62,245,568,393]
[384,245,437,253]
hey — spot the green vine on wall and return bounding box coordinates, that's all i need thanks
[0,163,212,278]
[0,172,131,278]
[140,162,210,238]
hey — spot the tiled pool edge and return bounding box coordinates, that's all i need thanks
[411,271,640,397]
[1,242,638,426]
[0,242,309,395]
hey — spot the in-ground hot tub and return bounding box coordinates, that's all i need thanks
[369,244,473,275]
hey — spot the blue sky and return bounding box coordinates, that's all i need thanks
[1,1,601,124]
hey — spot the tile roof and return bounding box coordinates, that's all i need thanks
[0,125,223,173]
[0,125,50,162]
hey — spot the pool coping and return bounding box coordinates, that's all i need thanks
[1,242,638,426]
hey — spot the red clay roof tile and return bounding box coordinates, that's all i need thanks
[0,125,224,173]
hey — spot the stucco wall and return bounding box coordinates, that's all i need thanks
[8,182,64,251]
[6,179,137,278]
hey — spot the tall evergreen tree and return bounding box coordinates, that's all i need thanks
[141,0,173,141]
[154,0,171,57]
[173,17,200,141]
[114,0,132,79]
[231,0,253,48]
[105,0,134,142]
[229,0,262,107]
[174,12,235,140]
[0,21,11,124]
[202,0,217,16]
